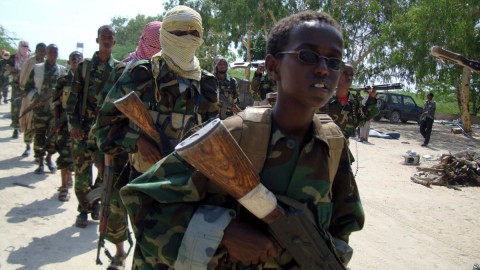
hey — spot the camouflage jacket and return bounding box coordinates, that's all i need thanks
[66,52,118,131]
[217,73,238,102]
[0,59,10,87]
[120,111,364,269]
[217,73,238,119]
[24,61,67,113]
[94,58,219,156]
[251,72,276,101]
[317,92,379,139]
[5,54,20,82]
[52,69,75,128]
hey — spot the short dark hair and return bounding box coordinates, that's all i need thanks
[266,11,342,56]
[47,44,58,50]
[69,51,83,59]
[97,25,116,36]
[428,92,434,98]
[35,43,46,50]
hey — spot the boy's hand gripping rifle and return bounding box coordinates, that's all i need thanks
[175,119,346,270]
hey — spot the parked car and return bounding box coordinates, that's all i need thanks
[374,93,423,123]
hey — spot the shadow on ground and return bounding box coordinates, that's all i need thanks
[5,194,67,223]
[0,156,35,171]
[6,224,98,269]
[0,172,48,191]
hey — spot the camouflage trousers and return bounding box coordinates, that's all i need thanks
[72,138,103,213]
[32,108,56,158]
[0,82,8,101]
[105,153,130,244]
[10,83,21,129]
[24,128,34,144]
[54,124,73,170]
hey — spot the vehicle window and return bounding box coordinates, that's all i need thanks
[391,95,402,104]
[377,94,385,100]
[404,96,416,106]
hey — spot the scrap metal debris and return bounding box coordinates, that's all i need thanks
[411,150,480,190]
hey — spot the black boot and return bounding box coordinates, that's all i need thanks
[12,129,19,139]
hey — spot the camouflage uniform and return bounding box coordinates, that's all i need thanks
[5,54,22,129]
[52,69,74,170]
[95,57,218,244]
[318,92,379,140]
[95,57,218,160]
[66,52,118,213]
[95,61,130,245]
[217,73,238,119]
[120,108,364,269]
[251,72,276,101]
[0,59,10,102]
[24,61,66,159]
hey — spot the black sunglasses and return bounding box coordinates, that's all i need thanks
[276,49,345,71]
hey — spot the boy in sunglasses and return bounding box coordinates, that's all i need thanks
[120,10,364,269]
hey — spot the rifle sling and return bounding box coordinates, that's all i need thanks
[81,60,93,123]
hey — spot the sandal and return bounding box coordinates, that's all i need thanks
[107,255,126,270]
[58,188,70,202]
[75,213,88,228]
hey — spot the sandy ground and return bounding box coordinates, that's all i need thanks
[0,102,479,270]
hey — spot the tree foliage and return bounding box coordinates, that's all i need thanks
[0,25,17,54]
[93,1,480,114]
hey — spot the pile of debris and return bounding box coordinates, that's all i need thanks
[411,150,480,190]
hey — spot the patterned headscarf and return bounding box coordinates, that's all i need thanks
[214,56,228,73]
[15,40,30,70]
[152,5,204,81]
[124,21,162,62]
[1,49,10,60]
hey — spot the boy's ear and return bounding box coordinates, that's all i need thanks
[96,37,99,44]
[265,54,279,80]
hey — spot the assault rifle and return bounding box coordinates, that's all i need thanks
[113,91,174,156]
[115,91,346,268]
[350,83,403,93]
[219,93,241,119]
[95,154,114,265]
[19,91,54,118]
[431,46,480,73]
[175,119,346,270]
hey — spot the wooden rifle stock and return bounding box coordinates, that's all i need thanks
[431,46,480,72]
[113,91,162,145]
[175,119,283,222]
[175,119,346,269]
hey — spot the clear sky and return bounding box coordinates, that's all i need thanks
[1,0,165,59]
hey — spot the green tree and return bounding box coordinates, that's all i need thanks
[0,25,17,53]
[388,0,480,130]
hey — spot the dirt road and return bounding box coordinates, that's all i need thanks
[0,102,478,270]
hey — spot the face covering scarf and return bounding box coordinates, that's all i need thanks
[152,5,204,82]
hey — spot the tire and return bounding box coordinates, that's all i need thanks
[389,111,401,123]
[401,119,408,123]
